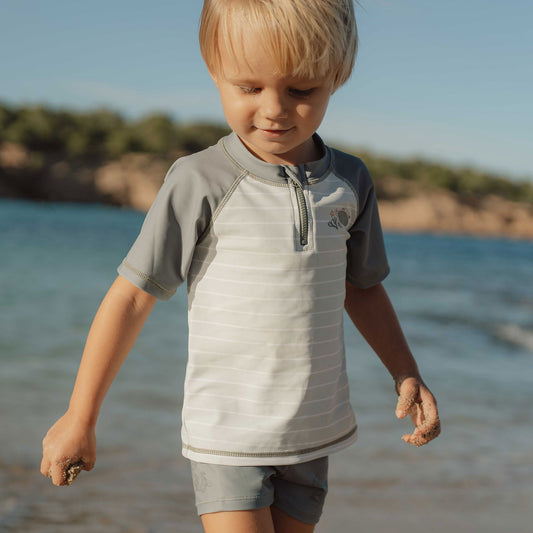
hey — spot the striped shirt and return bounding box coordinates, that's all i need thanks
[118,132,389,465]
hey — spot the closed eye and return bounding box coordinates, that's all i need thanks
[289,88,315,98]
[237,86,316,98]
[239,86,261,95]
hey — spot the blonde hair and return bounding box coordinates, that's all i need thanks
[199,0,358,92]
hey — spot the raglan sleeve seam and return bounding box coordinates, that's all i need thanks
[117,157,214,300]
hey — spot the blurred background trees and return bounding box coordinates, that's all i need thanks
[0,102,231,160]
[359,151,533,204]
[1,101,532,204]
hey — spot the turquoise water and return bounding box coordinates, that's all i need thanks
[1,199,532,532]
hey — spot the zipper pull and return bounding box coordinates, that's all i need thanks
[282,166,303,189]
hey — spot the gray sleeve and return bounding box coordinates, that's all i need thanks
[118,153,225,300]
[335,154,390,288]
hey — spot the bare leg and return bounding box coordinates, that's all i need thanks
[200,506,316,533]
[201,507,275,533]
[271,506,316,533]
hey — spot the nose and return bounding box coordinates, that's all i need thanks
[261,89,288,120]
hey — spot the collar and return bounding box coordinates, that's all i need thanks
[220,131,331,186]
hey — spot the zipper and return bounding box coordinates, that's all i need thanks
[284,167,309,247]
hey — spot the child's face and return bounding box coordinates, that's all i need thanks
[210,34,333,165]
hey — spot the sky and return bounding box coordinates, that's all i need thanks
[1,0,531,181]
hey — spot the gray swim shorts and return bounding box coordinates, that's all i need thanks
[189,457,329,525]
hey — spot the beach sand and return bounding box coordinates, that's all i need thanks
[2,454,532,533]
[319,479,533,533]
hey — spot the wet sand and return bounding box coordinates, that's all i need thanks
[2,454,532,533]
[319,471,533,533]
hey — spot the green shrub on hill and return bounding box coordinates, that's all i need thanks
[354,150,533,204]
[1,102,531,204]
[0,102,230,160]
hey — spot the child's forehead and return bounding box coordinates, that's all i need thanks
[214,28,326,84]
[217,35,284,79]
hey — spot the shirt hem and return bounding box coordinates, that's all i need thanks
[181,425,358,466]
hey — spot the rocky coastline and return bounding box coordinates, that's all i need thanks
[376,177,533,241]
[2,141,532,241]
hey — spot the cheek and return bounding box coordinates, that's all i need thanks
[296,101,328,126]
[220,94,251,124]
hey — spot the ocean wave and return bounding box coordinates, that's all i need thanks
[407,310,533,355]
[495,324,533,352]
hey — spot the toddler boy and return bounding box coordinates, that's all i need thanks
[42,1,440,532]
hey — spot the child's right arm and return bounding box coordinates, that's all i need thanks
[344,281,441,446]
[41,275,157,486]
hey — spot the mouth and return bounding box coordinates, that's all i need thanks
[256,127,293,138]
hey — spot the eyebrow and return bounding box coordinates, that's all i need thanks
[226,77,258,84]
[225,75,319,88]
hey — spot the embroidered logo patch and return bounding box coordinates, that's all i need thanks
[328,209,349,229]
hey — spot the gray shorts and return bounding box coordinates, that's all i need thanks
[189,457,328,525]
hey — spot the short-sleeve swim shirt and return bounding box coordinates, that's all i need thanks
[118,132,389,466]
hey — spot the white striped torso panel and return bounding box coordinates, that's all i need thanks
[182,172,359,464]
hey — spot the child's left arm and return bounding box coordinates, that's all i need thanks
[344,281,441,446]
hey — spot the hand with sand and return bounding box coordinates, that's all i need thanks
[41,278,156,486]
[41,411,96,486]
[395,376,441,446]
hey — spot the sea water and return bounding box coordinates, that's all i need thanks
[1,199,532,532]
